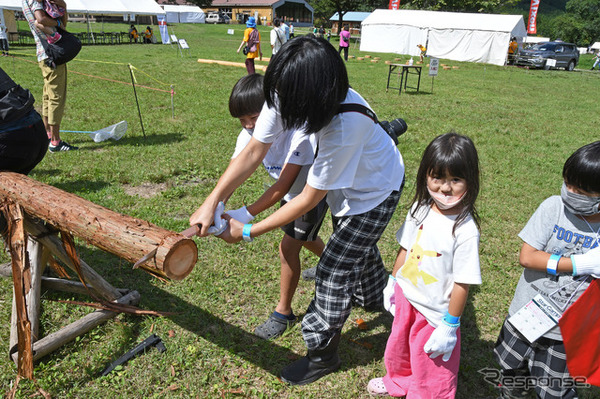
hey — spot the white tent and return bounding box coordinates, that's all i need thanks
[0,0,165,15]
[361,9,527,66]
[162,5,204,24]
[591,42,600,50]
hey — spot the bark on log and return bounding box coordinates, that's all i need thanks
[0,172,197,280]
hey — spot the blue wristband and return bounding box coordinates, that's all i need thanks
[442,311,460,327]
[242,224,253,242]
[56,19,61,28]
[547,253,560,276]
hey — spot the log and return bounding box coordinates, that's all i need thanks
[0,172,198,280]
[197,58,268,72]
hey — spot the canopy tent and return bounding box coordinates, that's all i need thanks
[591,42,600,50]
[162,5,205,24]
[360,9,527,66]
[0,0,165,15]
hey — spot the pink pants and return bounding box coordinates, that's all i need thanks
[382,284,460,398]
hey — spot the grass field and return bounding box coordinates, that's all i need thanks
[1,21,599,398]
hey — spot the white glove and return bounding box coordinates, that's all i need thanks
[207,201,228,236]
[225,206,255,224]
[383,275,396,316]
[571,246,600,276]
[423,322,458,362]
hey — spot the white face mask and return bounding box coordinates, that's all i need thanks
[427,187,465,210]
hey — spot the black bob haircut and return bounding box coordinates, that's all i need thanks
[563,140,600,194]
[264,35,349,134]
[229,73,265,118]
[412,132,480,233]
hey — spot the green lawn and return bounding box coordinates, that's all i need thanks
[1,21,599,398]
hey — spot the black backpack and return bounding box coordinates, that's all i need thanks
[0,68,35,127]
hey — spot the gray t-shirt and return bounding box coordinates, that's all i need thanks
[508,195,600,340]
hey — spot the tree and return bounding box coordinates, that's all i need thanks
[309,0,386,28]
[187,0,217,9]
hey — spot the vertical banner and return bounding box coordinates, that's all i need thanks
[157,14,169,44]
[527,0,540,34]
[389,0,401,10]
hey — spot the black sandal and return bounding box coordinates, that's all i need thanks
[255,312,296,340]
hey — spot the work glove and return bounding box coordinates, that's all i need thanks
[225,206,255,224]
[383,275,396,316]
[207,201,228,236]
[571,246,600,277]
[423,320,458,362]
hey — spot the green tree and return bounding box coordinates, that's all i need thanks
[402,0,519,12]
[308,0,386,28]
[187,0,217,9]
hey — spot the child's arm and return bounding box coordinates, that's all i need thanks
[520,242,600,276]
[33,9,58,29]
[226,163,302,223]
[391,247,407,277]
[423,282,470,362]
[246,163,301,216]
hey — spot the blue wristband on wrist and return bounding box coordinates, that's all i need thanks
[442,311,460,327]
[242,224,253,242]
[547,253,561,276]
[56,19,61,27]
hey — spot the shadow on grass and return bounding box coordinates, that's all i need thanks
[82,132,186,150]
[39,245,388,381]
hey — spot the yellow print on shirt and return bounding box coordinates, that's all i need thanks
[400,224,440,286]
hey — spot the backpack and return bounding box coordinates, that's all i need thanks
[246,28,259,53]
[0,68,35,128]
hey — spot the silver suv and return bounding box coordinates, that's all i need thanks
[515,41,579,71]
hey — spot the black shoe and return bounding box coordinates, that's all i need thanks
[301,266,317,281]
[49,140,78,152]
[280,333,341,385]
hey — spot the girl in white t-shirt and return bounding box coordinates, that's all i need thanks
[368,132,481,398]
[190,35,405,385]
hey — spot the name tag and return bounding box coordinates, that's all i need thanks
[508,294,560,343]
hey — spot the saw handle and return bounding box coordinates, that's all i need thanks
[181,224,202,238]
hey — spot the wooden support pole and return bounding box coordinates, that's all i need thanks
[0,172,197,280]
[11,290,141,364]
[10,239,44,354]
[24,218,122,301]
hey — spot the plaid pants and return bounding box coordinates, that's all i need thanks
[301,190,401,350]
[494,319,579,399]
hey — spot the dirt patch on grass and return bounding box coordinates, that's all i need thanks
[122,182,168,198]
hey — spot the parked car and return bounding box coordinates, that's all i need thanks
[206,13,230,24]
[515,41,580,71]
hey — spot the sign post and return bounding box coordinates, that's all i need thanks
[428,57,439,93]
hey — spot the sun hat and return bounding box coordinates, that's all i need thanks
[246,17,256,28]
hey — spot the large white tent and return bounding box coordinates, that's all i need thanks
[361,9,527,66]
[0,0,165,15]
[162,5,204,24]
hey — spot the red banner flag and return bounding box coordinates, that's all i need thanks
[389,0,401,10]
[527,0,540,34]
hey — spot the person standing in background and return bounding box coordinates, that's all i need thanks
[22,0,78,152]
[338,25,350,62]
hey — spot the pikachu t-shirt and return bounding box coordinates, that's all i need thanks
[395,203,481,327]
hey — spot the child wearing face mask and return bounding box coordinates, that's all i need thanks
[368,132,481,398]
[494,141,600,399]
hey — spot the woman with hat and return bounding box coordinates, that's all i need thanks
[237,17,262,74]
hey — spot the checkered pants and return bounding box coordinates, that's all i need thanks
[494,319,579,399]
[301,190,401,350]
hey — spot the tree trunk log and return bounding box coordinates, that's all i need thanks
[0,172,197,280]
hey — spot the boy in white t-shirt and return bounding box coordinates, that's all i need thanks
[225,74,328,340]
